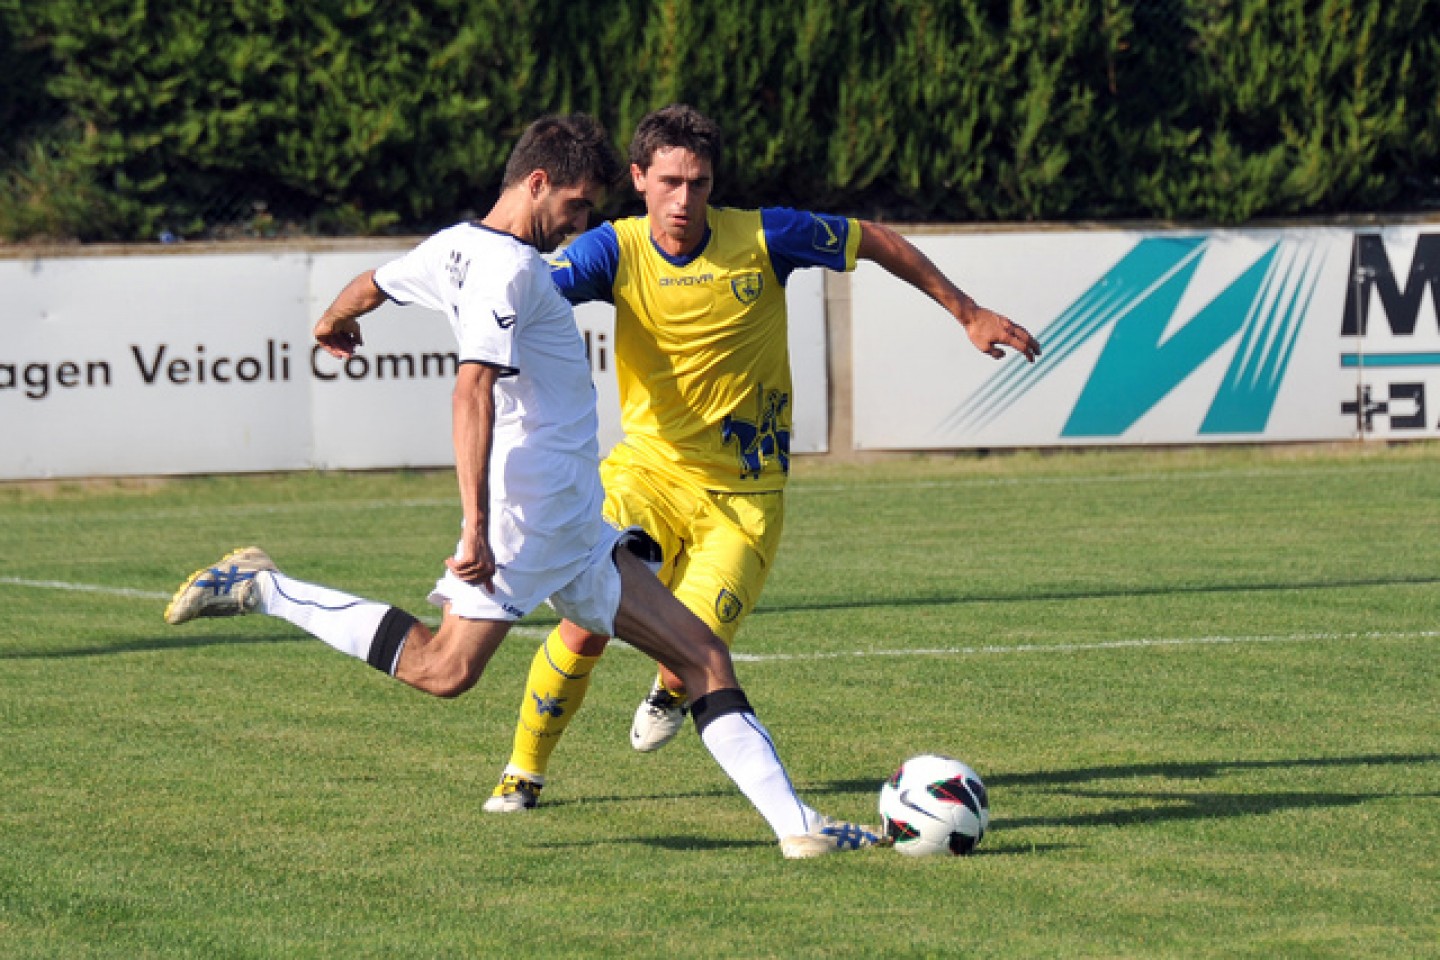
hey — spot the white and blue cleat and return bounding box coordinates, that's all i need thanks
[164,546,275,625]
[780,816,891,859]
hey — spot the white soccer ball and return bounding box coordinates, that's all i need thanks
[879,754,989,856]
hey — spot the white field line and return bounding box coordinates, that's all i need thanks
[727,629,1439,663]
[3,577,1432,658]
[0,576,172,600]
[0,575,549,639]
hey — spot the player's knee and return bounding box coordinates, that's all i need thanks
[426,672,476,699]
[559,620,610,657]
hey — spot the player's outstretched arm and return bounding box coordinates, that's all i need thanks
[857,220,1041,363]
[314,269,388,359]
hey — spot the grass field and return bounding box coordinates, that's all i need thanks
[1,444,1437,958]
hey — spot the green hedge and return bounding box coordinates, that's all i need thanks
[2,0,1436,242]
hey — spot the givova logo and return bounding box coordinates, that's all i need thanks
[948,237,1327,438]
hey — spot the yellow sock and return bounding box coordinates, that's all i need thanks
[506,627,601,780]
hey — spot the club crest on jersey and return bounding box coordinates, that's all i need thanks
[731,271,763,305]
[715,588,744,623]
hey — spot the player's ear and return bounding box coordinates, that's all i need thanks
[527,168,551,199]
[630,163,646,194]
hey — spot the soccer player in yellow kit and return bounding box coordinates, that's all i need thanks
[485,104,1040,811]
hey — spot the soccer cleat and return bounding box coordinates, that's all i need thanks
[164,546,275,625]
[482,774,543,813]
[779,817,891,860]
[629,678,689,752]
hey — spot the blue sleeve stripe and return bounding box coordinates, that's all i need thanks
[551,223,620,304]
[761,207,852,284]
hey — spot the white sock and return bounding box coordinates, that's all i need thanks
[698,711,821,840]
[256,570,391,661]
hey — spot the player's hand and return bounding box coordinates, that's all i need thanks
[446,529,496,593]
[964,306,1042,363]
[314,315,365,359]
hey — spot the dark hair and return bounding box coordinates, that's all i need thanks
[628,104,724,173]
[502,114,623,190]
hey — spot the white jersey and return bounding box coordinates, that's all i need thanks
[373,222,607,582]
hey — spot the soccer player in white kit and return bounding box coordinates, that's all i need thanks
[163,113,885,858]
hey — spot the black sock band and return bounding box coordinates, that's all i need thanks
[690,688,753,735]
[368,607,418,675]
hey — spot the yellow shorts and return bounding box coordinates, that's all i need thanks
[600,445,783,645]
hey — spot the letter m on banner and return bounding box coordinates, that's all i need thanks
[946,237,1326,439]
[1342,233,1440,336]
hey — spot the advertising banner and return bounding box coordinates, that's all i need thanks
[2,246,829,479]
[2,251,314,478]
[852,225,1440,448]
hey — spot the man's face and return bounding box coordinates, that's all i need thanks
[533,178,602,253]
[632,146,713,252]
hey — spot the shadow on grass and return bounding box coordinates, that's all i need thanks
[524,753,1437,834]
[986,753,1440,788]
[532,835,774,853]
[806,752,1439,842]
[996,787,1440,833]
[0,631,306,660]
[534,831,1076,856]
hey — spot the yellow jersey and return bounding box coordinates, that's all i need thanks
[550,206,860,491]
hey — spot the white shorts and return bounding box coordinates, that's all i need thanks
[428,524,657,636]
